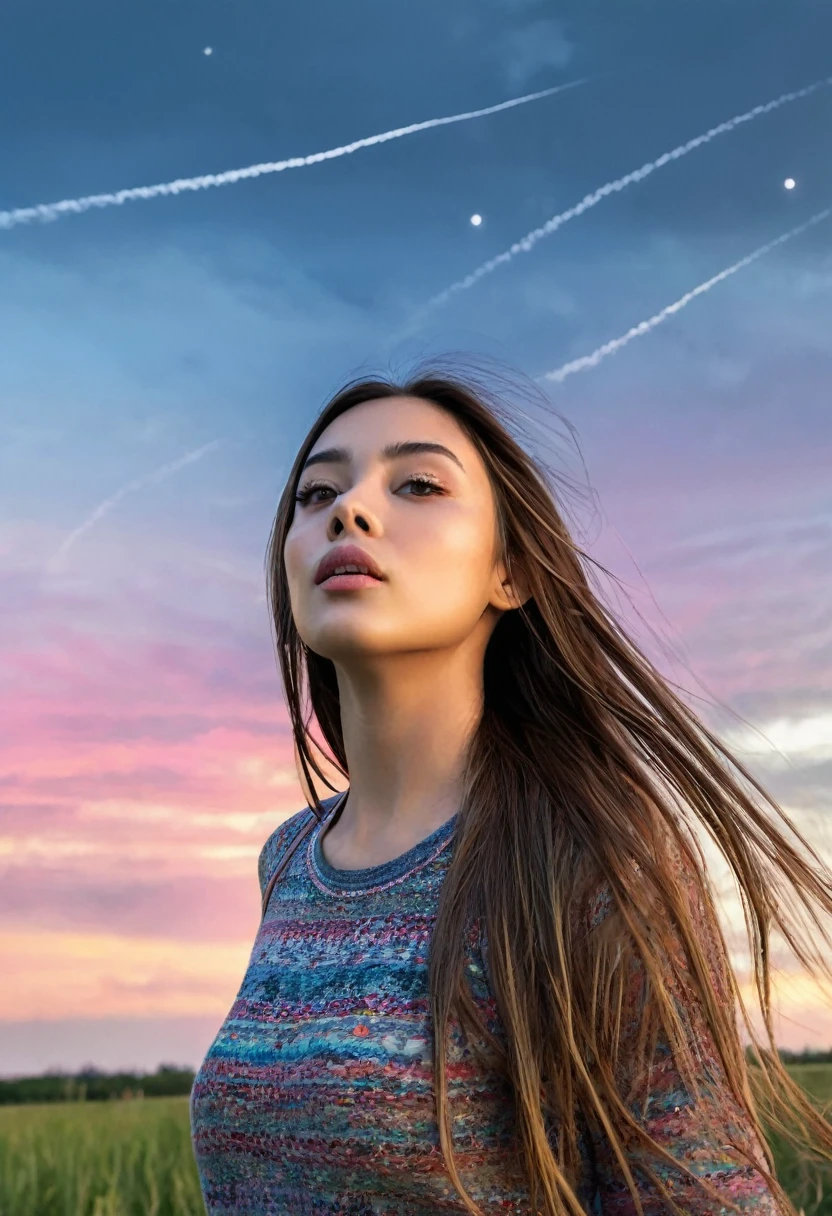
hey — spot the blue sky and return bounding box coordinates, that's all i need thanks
[1,0,831,1074]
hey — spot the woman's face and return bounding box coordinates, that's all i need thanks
[283,395,518,662]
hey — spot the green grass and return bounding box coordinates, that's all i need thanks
[785,1065,832,1104]
[0,1097,204,1216]
[0,1069,829,1215]
[761,1065,832,1216]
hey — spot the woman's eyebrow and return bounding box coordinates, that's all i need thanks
[301,440,465,473]
[301,446,349,471]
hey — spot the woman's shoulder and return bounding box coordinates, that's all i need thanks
[573,835,730,1002]
[256,795,340,896]
[572,834,721,963]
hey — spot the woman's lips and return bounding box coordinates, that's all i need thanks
[314,544,385,586]
[319,572,384,591]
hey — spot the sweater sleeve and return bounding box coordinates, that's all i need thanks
[580,876,780,1216]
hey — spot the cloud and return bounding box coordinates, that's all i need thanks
[49,439,224,574]
[0,867,260,943]
[0,928,246,1019]
[503,19,574,88]
[0,235,374,458]
[0,1015,224,1076]
[794,255,832,299]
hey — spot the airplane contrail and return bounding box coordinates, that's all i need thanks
[47,439,223,571]
[0,77,592,232]
[540,205,832,385]
[423,75,832,314]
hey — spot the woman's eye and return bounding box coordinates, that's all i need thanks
[295,482,337,506]
[401,475,443,497]
[295,474,444,506]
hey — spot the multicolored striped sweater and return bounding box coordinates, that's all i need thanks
[191,794,778,1214]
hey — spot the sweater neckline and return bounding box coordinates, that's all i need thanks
[308,791,458,897]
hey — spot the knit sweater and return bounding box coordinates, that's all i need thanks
[190,794,778,1215]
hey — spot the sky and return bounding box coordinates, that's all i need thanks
[1,0,831,1076]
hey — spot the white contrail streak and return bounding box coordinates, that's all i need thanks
[0,78,592,232]
[425,75,832,312]
[47,439,223,571]
[540,205,832,385]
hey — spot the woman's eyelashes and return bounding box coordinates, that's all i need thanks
[399,473,446,497]
[294,479,338,507]
[294,473,447,507]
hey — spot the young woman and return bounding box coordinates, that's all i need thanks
[191,364,832,1215]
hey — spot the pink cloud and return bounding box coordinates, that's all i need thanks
[0,867,259,942]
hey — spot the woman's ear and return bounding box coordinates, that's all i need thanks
[491,558,532,613]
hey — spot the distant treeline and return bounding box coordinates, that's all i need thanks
[747,1046,832,1066]
[1,1049,830,1105]
[0,1064,196,1105]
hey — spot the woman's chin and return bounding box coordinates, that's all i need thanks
[304,622,409,662]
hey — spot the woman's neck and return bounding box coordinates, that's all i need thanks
[323,645,483,867]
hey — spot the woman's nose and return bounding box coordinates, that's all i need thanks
[329,511,370,537]
[327,499,376,540]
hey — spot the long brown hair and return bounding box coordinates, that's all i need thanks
[265,358,832,1216]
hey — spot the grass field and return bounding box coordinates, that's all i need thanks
[0,1097,203,1216]
[0,1068,829,1215]
[761,1065,832,1216]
